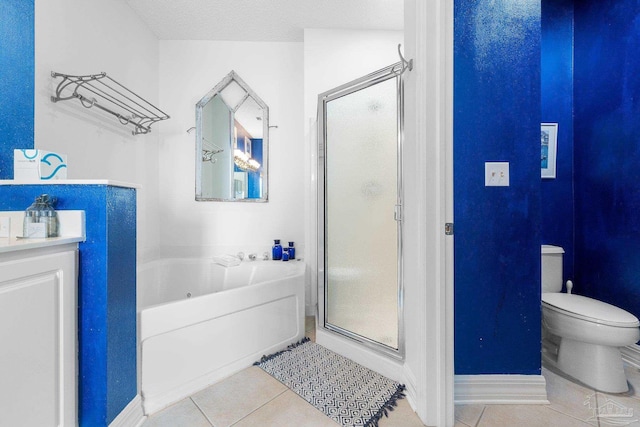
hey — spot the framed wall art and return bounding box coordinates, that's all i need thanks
[541,123,558,179]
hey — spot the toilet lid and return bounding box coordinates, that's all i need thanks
[542,293,640,328]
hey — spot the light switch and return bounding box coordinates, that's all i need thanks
[485,162,510,186]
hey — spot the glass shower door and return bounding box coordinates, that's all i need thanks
[320,64,403,353]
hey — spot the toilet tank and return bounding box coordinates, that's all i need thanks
[541,245,564,293]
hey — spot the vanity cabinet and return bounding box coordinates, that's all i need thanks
[0,183,137,426]
[0,244,78,427]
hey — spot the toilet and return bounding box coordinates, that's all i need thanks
[541,245,640,393]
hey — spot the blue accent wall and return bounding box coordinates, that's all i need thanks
[454,0,542,374]
[541,0,575,284]
[0,184,137,426]
[0,0,35,179]
[573,1,640,321]
[105,186,138,422]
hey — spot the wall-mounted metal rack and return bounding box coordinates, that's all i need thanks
[187,126,224,163]
[202,140,224,163]
[51,71,170,135]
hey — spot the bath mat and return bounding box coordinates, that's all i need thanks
[254,338,405,427]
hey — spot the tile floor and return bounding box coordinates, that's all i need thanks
[456,363,640,427]
[143,318,640,426]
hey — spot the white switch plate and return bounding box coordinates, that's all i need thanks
[485,162,510,186]
[0,217,10,238]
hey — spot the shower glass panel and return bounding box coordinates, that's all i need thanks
[320,64,403,354]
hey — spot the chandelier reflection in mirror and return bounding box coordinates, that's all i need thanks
[195,71,269,201]
[233,134,260,172]
[234,149,260,172]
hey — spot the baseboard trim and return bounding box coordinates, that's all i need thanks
[455,374,549,405]
[621,344,640,369]
[108,394,146,427]
[402,364,419,412]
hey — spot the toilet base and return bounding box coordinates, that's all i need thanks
[543,334,628,393]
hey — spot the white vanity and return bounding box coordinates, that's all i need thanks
[0,211,85,427]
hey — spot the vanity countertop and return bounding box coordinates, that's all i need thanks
[0,179,140,189]
[0,235,85,254]
[0,210,86,254]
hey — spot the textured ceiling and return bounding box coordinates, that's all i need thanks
[124,0,403,42]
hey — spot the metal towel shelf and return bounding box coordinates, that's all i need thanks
[51,71,170,135]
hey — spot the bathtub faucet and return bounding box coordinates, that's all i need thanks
[236,252,245,261]
[248,253,257,261]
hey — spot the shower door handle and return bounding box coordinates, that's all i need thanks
[394,204,402,222]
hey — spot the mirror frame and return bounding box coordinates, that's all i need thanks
[195,70,269,202]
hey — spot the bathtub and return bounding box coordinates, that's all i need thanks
[138,258,305,414]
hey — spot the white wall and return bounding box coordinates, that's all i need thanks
[34,0,161,263]
[303,29,404,314]
[303,29,405,134]
[158,41,304,259]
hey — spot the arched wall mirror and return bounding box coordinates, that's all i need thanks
[195,71,269,201]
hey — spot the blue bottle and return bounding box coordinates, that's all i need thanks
[287,241,295,260]
[272,239,283,260]
[282,250,289,261]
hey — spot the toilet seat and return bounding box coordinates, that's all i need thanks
[542,293,639,328]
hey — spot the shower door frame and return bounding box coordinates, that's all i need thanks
[317,62,406,360]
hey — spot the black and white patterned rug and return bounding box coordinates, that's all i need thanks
[254,338,405,427]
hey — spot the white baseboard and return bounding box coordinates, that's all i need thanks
[108,394,146,427]
[402,365,418,412]
[621,344,640,369]
[455,374,549,405]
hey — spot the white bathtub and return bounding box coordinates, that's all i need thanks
[138,258,305,414]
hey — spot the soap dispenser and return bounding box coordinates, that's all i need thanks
[272,239,283,260]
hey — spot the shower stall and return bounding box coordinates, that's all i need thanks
[317,61,407,366]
